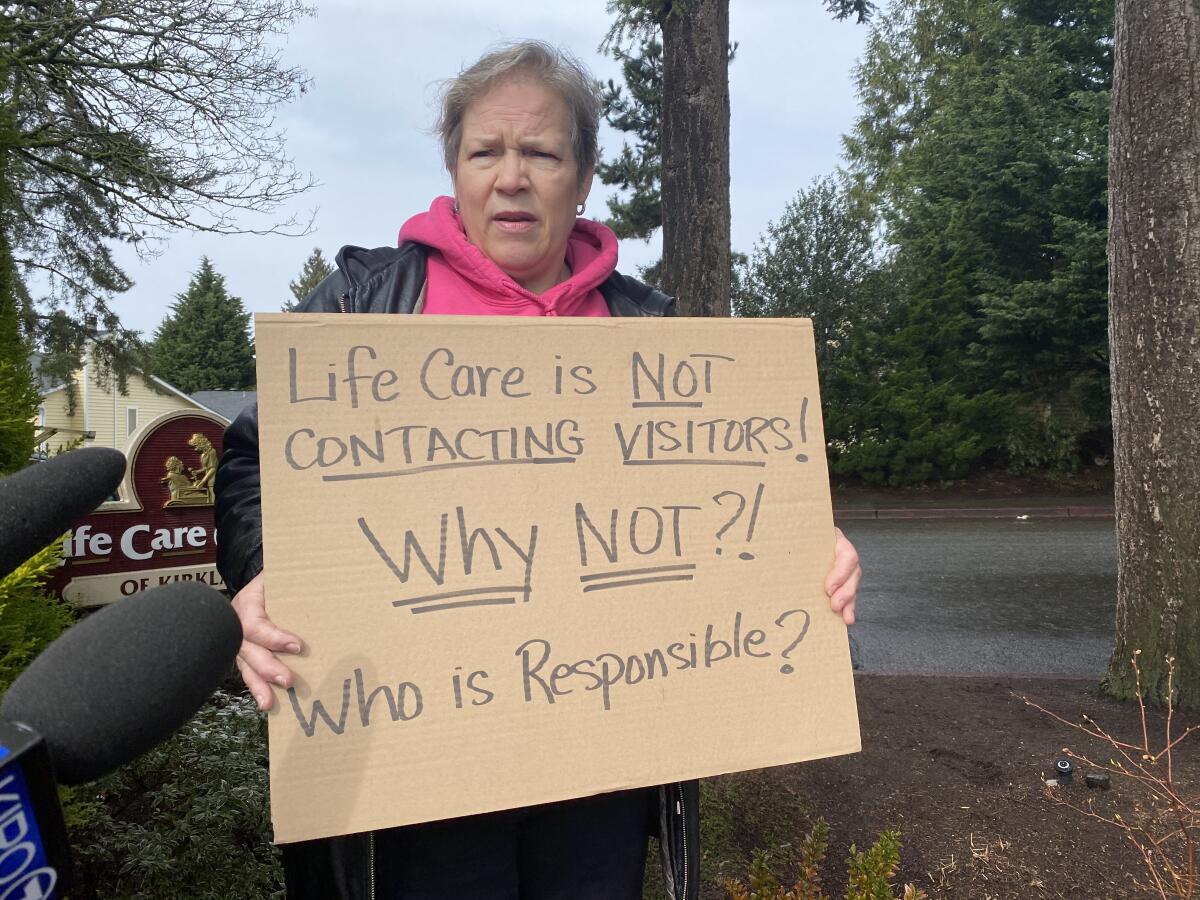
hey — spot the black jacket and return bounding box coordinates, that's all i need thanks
[215,243,700,900]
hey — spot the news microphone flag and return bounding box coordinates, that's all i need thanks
[0,721,70,899]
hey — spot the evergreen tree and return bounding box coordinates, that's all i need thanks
[597,35,663,243]
[146,259,255,393]
[0,114,39,474]
[733,178,898,471]
[284,248,334,312]
[601,0,732,313]
[735,178,880,369]
[840,0,1113,483]
[0,244,38,474]
[826,0,876,21]
[599,0,863,244]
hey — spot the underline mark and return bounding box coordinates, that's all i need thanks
[411,597,517,614]
[622,459,767,468]
[324,457,576,482]
[393,585,529,607]
[579,563,696,583]
[582,574,695,593]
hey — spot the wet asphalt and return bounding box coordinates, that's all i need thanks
[840,517,1118,677]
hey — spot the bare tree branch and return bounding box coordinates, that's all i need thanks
[1,0,315,308]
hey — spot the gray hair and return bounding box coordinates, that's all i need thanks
[437,41,602,186]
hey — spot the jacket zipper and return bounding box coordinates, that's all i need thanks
[677,782,689,899]
[369,831,376,900]
[334,269,664,900]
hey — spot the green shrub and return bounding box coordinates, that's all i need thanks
[0,274,40,476]
[845,829,904,900]
[0,539,103,831]
[0,500,278,899]
[724,818,927,900]
[69,689,283,900]
[0,539,75,695]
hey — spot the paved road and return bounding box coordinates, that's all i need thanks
[841,517,1118,676]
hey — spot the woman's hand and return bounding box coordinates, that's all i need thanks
[824,527,862,626]
[230,571,304,710]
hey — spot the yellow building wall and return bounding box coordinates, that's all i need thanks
[38,388,80,456]
[38,356,203,456]
[133,380,203,441]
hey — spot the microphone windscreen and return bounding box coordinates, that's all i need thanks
[0,447,126,578]
[0,582,242,785]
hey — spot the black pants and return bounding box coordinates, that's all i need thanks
[371,788,654,899]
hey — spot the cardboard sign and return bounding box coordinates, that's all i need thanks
[255,314,860,844]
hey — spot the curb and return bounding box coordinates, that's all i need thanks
[833,505,1113,520]
[853,670,1103,681]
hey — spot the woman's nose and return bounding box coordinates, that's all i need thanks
[495,151,527,193]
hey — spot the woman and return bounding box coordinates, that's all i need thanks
[216,40,862,900]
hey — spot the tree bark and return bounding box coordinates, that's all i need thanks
[660,0,731,316]
[1103,0,1200,709]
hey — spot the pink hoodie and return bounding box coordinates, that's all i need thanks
[397,196,617,317]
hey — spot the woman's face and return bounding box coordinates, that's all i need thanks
[454,76,592,294]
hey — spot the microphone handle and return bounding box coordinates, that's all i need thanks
[0,719,71,898]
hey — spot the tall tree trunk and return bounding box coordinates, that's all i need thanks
[660,0,730,316]
[1103,0,1200,709]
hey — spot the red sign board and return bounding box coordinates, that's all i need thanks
[47,410,228,606]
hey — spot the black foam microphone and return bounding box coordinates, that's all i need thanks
[1,582,242,785]
[0,447,126,579]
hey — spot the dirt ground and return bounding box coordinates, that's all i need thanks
[685,673,1198,899]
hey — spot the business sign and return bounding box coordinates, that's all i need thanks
[46,410,227,606]
[255,314,860,844]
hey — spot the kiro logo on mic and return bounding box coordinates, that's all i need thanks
[0,767,58,900]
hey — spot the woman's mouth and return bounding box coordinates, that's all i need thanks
[493,211,536,233]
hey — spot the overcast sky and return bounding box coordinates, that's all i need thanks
[107,1,868,338]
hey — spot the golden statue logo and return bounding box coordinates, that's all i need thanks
[161,433,218,507]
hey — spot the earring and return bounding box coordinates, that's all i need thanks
[576,202,586,216]
[452,199,460,215]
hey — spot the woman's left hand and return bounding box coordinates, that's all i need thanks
[825,527,862,625]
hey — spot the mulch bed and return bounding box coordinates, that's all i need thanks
[690,674,1198,899]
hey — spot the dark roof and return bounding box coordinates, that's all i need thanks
[189,390,256,423]
[29,353,67,394]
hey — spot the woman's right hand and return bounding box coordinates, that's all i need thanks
[231,571,304,711]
